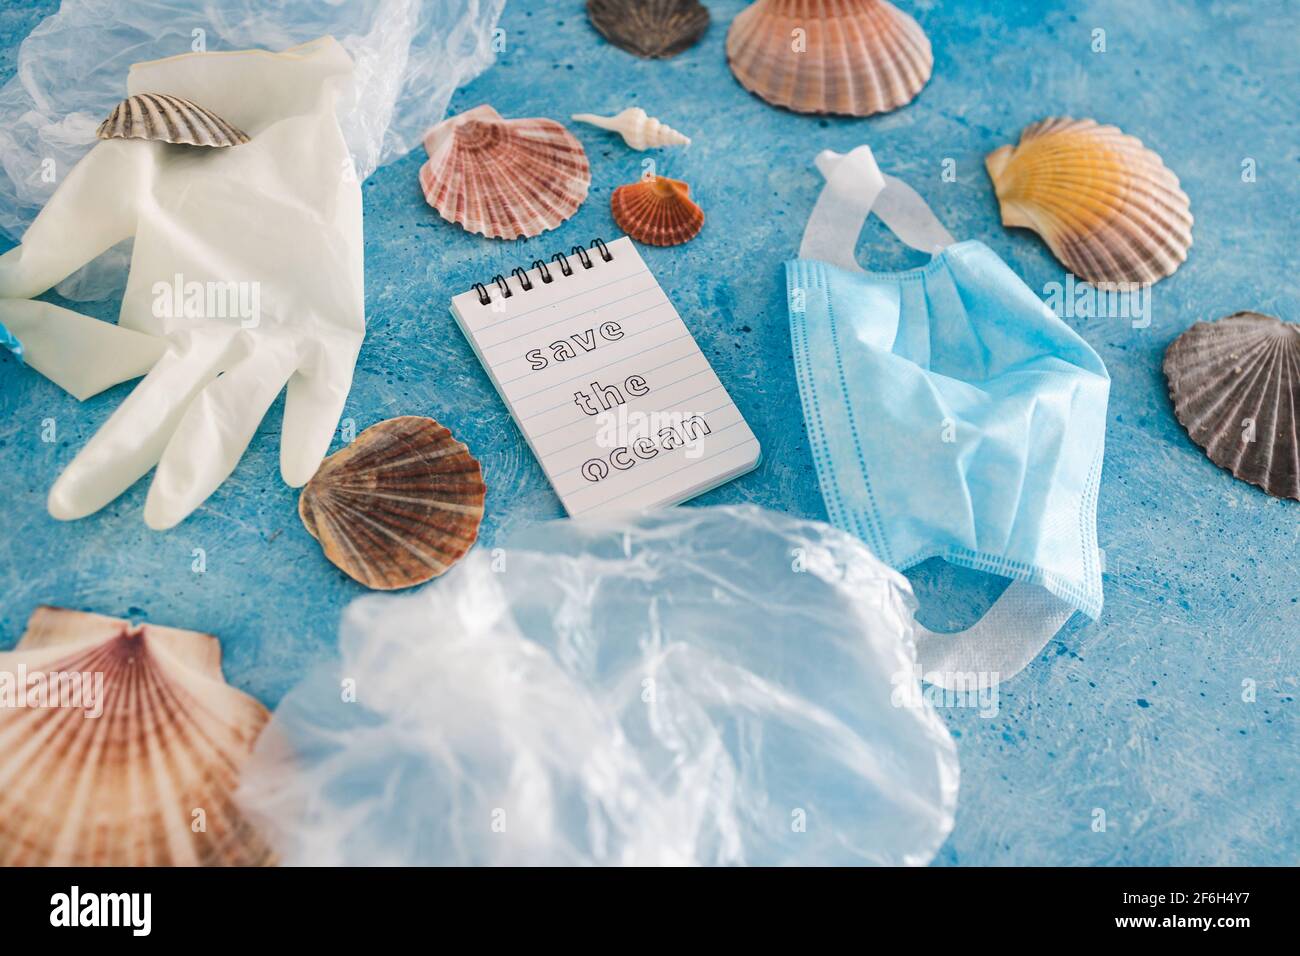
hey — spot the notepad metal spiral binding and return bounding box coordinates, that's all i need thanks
[449,235,760,516]
[470,238,614,306]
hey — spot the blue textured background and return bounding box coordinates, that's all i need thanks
[1,0,1295,865]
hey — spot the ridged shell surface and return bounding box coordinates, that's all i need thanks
[611,176,704,246]
[299,416,487,590]
[419,105,591,239]
[1164,311,1300,501]
[726,0,933,116]
[587,0,711,58]
[96,93,250,147]
[986,117,1193,288]
[0,606,274,866]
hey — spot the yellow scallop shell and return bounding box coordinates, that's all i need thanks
[985,118,1193,288]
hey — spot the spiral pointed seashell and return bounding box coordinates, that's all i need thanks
[0,606,274,866]
[571,108,691,150]
[96,92,250,147]
[726,0,933,116]
[986,117,1193,288]
[299,416,487,590]
[1164,311,1300,501]
[611,176,704,246]
[419,105,591,240]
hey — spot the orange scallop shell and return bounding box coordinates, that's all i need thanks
[610,176,704,246]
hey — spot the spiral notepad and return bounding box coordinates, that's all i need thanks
[449,236,761,516]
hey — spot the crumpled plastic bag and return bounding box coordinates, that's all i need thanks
[238,505,960,866]
[0,0,505,299]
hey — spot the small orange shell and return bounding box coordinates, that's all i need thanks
[299,416,486,590]
[610,176,704,246]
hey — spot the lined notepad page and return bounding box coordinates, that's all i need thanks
[450,237,760,516]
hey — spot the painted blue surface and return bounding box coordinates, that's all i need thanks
[0,0,1295,866]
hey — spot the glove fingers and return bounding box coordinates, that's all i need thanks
[280,344,359,487]
[47,336,228,521]
[144,348,298,530]
[1,299,165,400]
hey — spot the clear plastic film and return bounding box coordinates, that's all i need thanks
[0,0,505,299]
[238,506,960,866]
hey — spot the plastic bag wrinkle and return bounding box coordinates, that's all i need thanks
[238,506,960,866]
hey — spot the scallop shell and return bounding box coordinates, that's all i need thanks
[96,92,250,147]
[299,416,487,590]
[0,606,274,866]
[611,176,704,246]
[587,0,710,59]
[1163,311,1300,501]
[418,105,590,240]
[571,108,691,150]
[726,0,932,116]
[986,118,1193,288]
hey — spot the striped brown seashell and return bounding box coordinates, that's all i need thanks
[418,104,590,239]
[0,606,274,866]
[1163,311,1300,501]
[986,117,1193,288]
[96,92,250,147]
[726,0,932,116]
[587,0,711,59]
[299,416,487,590]
[611,176,704,246]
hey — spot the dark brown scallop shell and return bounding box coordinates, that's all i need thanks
[587,0,710,59]
[1164,311,1300,500]
[299,417,487,589]
[96,92,250,147]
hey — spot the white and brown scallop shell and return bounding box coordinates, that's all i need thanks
[299,416,487,590]
[96,92,250,147]
[986,117,1193,288]
[418,105,591,240]
[726,0,933,116]
[1164,311,1300,501]
[0,606,274,866]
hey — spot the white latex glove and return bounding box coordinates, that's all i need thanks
[0,37,365,530]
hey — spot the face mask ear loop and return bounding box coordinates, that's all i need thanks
[798,146,887,273]
[873,175,956,254]
[912,581,1079,688]
[800,146,957,271]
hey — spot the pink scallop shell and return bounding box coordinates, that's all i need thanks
[419,104,591,240]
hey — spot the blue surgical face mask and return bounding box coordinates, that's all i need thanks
[786,146,1110,686]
